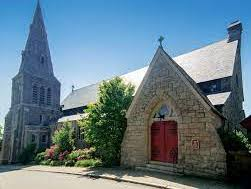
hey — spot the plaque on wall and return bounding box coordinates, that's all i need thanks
[191,139,200,150]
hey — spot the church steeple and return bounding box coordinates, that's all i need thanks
[19,0,54,77]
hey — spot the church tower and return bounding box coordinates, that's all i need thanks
[1,1,61,163]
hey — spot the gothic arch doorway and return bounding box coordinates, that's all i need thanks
[150,104,178,164]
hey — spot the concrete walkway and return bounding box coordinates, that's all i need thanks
[1,165,239,189]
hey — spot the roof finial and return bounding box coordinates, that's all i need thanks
[72,85,75,92]
[158,36,164,48]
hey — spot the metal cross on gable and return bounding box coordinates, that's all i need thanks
[72,85,75,92]
[158,36,164,47]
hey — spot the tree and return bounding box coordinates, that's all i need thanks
[52,122,75,152]
[80,77,134,166]
[0,124,3,151]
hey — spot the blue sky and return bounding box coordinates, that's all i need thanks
[0,0,250,125]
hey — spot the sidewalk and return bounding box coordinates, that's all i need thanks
[15,165,239,189]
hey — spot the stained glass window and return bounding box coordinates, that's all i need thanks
[154,104,170,119]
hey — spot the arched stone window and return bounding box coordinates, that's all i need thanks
[39,87,45,105]
[47,88,51,105]
[154,104,170,119]
[32,85,38,104]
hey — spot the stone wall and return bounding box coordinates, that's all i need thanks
[222,41,245,130]
[24,125,50,150]
[1,73,61,163]
[121,49,226,178]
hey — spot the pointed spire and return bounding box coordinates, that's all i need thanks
[20,0,54,77]
[25,0,47,51]
[32,0,45,28]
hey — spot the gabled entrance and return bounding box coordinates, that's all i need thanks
[151,121,178,164]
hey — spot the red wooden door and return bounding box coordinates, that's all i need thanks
[151,122,165,161]
[164,121,178,163]
[151,121,178,163]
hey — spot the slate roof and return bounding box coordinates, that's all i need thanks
[58,113,86,122]
[174,39,238,83]
[62,83,99,110]
[61,39,238,110]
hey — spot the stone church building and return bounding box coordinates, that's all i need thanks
[0,2,61,163]
[1,1,246,178]
[61,21,245,177]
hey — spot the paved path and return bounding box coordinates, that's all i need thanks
[0,166,155,189]
[0,165,240,189]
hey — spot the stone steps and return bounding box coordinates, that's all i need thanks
[136,162,184,176]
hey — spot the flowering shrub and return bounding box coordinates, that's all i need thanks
[59,151,69,161]
[67,148,96,161]
[35,146,99,167]
[45,145,60,160]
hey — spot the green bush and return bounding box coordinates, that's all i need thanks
[221,129,251,152]
[50,160,62,166]
[35,152,46,164]
[75,159,102,168]
[64,160,75,167]
[67,151,80,161]
[18,143,36,164]
[40,159,51,165]
[53,122,75,152]
[79,77,134,166]
[67,148,96,161]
